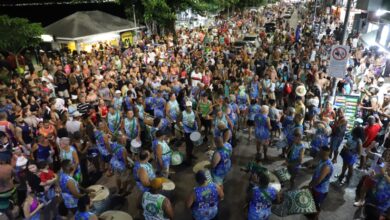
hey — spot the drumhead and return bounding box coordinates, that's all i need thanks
[100,210,133,220]
[131,139,142,148]
[171,151,184,166]
[192,160,211,173]
[87,185,109,201]
[162,181,175,191]
[190,132,201,141]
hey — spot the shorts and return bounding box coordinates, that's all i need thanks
[270,120,280,131]
[340,149,358,166]
[330,136,344,152]
[200,117,212,128]
[362,175,376,189]
[311,189,328,208]
[247,120,254,127]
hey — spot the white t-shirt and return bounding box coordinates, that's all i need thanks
[191,71,202,87]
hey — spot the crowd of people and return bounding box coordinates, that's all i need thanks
[0,1,390,220]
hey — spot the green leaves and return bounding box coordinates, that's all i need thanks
[0,15,44,54]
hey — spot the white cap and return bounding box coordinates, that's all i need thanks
[71,95,78,100]
[378,77,385,82]
[185,101,192,107]
[72,111,82,117]
[115,90,121,94]
[16,156,28,167]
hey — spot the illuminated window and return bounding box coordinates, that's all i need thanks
[380,25,389,46]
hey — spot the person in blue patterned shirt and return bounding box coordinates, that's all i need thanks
[247,171,281,220]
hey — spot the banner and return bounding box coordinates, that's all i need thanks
[120,31,134,48]
[334,95,360,130]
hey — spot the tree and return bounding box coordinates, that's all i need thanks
[0,15,44,67]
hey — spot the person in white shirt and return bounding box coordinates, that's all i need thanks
[66,111,83,135]
[191,67,202,87]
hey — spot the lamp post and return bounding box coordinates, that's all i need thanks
[340,0,352,45]
[133,4,137,28]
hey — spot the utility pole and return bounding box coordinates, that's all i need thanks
[133,4,137,28]
[340,0,352,45]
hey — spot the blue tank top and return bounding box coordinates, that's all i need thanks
[213,148,231,177]
[237,93,247,105]
[192,183,219,211]
[288,143,304,163]
[312,159,333,193]
[75,211,94,220]
[36,144,50,161]
[248,186,277,218]
[124,118,138,139]
[133,161,156,192]
[249,104,261,121]
[145,97,154,111]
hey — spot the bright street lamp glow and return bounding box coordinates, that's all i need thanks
[376,9,389,17]
[41,34,54,42]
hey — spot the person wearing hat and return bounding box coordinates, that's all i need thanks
[140,178,174,220]
[306,146,334,220]
[113,90,123,111]
[179,101,199,165]
[211,137,232,188]
[186,170,224,220]
[133,150,156,193]
[154,130,172,178]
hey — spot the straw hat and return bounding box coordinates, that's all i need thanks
[295,85,307,97]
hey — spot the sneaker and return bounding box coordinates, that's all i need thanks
[353,201,365,207]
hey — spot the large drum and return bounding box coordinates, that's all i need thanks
[100,210,133,220]
[171,151,184,166]
[160,177,176,201]
[190,131,203,146]
[130,139,142,154]
[88,185,110,215]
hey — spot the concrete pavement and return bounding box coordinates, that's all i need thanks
[96,128,365,220]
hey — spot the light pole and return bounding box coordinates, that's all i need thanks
[133,4,137,28]
[340,0,352,45]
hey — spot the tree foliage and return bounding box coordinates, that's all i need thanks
[0,15,44,54]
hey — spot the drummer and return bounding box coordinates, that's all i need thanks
[133,150,156,192]
[107,105,122,136]
[247,171,281,220]
[59,159,95,216]
[122,109,141,151]
[211,137,232,188]
[214,108,233,138]
[74,195,98,220]
[166,92,180,134]
[110,135,131,196]
[179,101,200,166]
[154,90,166,119]
[140,178,174,220]
[154,130,172,178]
[186,170,224,220]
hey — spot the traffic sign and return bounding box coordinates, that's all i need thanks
[329,45,350,78]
